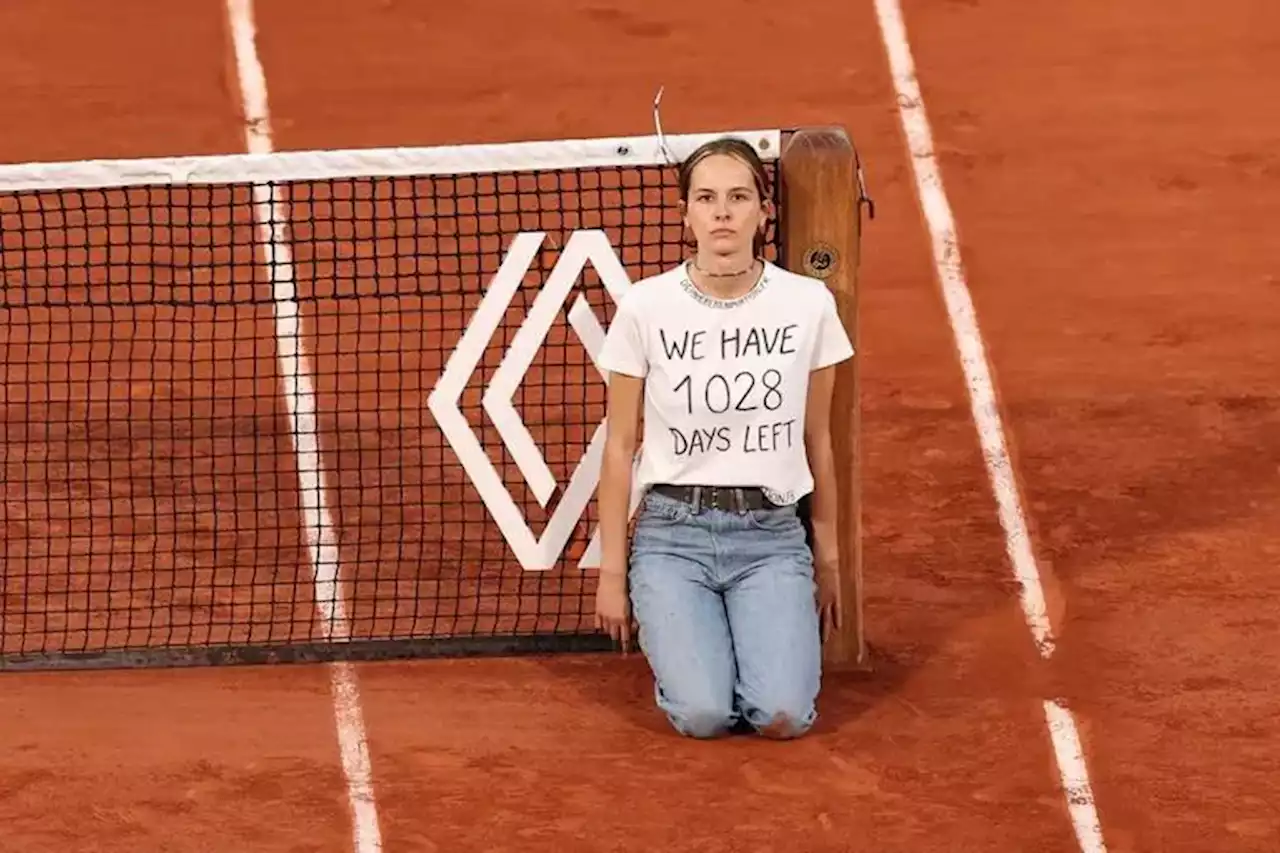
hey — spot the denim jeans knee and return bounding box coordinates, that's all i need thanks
[750,707,816,740]
[664,698,737,739]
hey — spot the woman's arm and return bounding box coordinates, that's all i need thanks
[598,372,644,576]
[803,364,842,641]
[594,371,645,650]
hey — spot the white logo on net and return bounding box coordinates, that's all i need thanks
[426,230,641,572]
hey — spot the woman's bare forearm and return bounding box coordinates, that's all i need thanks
[803,365,841,571]
[598,373,643,577]
[597,442,635,577]
[806,434,841,569]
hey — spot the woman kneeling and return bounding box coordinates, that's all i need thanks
[593,136,854,740]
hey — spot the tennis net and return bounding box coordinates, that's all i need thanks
[0,129,788,670]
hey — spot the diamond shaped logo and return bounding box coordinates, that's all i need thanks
[426,230,641,572]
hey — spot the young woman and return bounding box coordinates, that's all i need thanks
[593,136,854,740]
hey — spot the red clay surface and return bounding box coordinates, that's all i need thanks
[904,1,1280,850]
[0,3,349,852]
[1,0,1277,851]
[0,668,349,851]
[0,0,242,163]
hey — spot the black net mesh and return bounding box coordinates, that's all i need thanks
[0,154,784,669]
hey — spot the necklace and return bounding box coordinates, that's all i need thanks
[691,257,759,278]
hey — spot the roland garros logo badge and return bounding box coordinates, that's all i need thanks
[802,242,839,279]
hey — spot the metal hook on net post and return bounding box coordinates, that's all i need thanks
[856,151,876,222]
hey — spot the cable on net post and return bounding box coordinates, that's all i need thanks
[652,86,678,167]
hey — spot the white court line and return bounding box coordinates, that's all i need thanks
[224,2,383,852]
[871,1,1107,851]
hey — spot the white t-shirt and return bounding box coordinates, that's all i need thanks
[596,260,854,505]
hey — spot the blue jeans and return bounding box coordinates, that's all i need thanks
[627,490,822,739]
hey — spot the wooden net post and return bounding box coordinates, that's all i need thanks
[779,127,868,670]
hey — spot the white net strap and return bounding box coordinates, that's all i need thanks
[0,130,783,193]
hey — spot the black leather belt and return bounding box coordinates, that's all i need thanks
[649,483,777,513]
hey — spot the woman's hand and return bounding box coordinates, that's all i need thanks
[594,571,634,652]
[814,554,842,644]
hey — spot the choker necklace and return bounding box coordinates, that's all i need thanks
[691,258,758,278]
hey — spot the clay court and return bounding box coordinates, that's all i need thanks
[2,0,1279,851]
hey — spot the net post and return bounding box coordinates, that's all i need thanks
[779,127,867,670]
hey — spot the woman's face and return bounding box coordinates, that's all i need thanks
[682,153,768,259]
